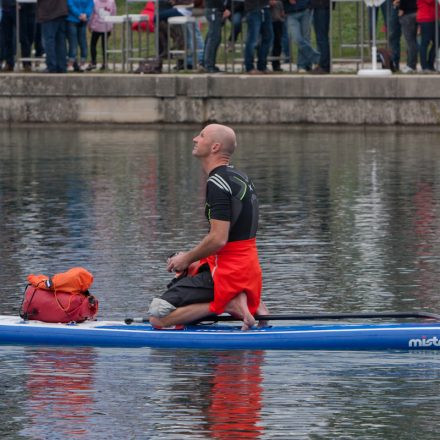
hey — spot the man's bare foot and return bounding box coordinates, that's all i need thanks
[225,293,256,331]
[256,301,270,328]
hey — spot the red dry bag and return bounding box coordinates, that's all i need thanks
[20,267,99,323]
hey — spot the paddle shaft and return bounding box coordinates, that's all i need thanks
[124,311,440,325]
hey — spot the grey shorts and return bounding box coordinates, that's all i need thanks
[148,269,214,318]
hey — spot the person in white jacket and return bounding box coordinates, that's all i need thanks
[86,0,116,70]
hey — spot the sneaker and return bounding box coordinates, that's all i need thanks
[73,61,84,72]
[99,64,107,71]
[85,63,97,71]
[422,68,435,74]
[2,63,14,72]
[67,62,75,72]
[297,68,308,73]
[310,66,329,75]
[401,65,415,74]
[205,67,222,73]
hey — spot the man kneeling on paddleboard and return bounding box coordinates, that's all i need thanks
[148,124,268,331]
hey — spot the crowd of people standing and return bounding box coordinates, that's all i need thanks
[0,0,116,73]
[0,0,439,73]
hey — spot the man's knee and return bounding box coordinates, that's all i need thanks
[148,297,176,318]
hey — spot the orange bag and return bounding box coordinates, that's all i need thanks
[21,267,98,323]
[27,267,94,294]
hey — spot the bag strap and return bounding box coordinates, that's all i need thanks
[20,280,46,320]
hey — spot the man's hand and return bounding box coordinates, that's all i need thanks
[167,251,190,273]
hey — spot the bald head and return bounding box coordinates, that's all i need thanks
[205,124,236,157]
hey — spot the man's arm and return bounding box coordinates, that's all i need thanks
[166,219,230,272]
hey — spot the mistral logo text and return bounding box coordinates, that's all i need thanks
[409,336,440,348]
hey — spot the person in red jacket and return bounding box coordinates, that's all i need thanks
[417,0,440,72]
[148,124,269,331]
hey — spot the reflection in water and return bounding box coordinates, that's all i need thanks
[143,349,265,439]
[21,348,95,439]
[1,347,440,439]
[205,351,264,439]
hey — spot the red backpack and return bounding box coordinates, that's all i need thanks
[20,267,99,323]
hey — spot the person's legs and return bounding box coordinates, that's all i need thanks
[313,7,330,71]
[148,268,263,330]
[2,7,16,70]
[399,13,418,70]
[271,20,283,70]
[54,18,67,73]
[0,12,4,66]
[281,20,290,62]
[224,293,256,330]
[90,31,99,65]
[67,21,78,67]
[244,9,261,72]
[203,8,223,71]
[387,2,401,71]
[426,23,436,70]
[256,8,274,72]
[78,21,87,66]
[194,25,204,65]
[19,4,36,69]
[34,22,44,57]
[288,11,320,70]
[41,20,57,72]
[149,303,212,328]
[101,32,109,67]
[149,295,262,330]
[298,9,319,69]
[419,22,434,70]
[229,10,243,43]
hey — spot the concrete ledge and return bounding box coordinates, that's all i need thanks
[1,73,439,124]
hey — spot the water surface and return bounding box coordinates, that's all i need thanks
[1,125,440,439]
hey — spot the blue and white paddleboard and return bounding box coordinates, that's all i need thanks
[1,315,440,350]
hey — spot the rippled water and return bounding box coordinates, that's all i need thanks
[1,125,440,439]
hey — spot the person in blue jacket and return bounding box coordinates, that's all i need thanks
[67,0,93,72]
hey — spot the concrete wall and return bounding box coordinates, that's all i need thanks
[1,73,440,124]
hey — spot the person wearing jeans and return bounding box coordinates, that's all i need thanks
[203,3,229,72]
[37,0,68,73]
[0,0,16,71]
[226,0,245,45]
[283,0,320,71]
[311,0,330,73]
[244,0,274,73]
[186,20,205,68]
[395,0,418,72]
[66,0,93,71]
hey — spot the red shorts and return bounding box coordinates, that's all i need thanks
[200,238,262,315]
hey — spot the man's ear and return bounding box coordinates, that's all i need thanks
[211,142,221,153]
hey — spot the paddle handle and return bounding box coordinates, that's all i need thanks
[124,311,440,325]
